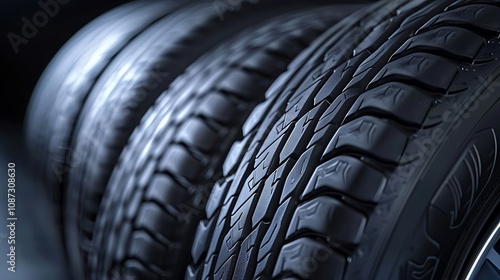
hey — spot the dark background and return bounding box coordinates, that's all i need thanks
[1,0,130,126]
[0,1,128,279]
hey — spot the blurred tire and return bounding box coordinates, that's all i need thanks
[24,0,189,207]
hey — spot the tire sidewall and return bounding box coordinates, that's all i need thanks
[370,74,500,280]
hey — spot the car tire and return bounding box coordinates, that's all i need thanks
[187,0,500,279]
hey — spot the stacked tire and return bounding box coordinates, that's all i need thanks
[26,0,500,279]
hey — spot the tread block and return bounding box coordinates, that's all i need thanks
[215,233,240,276]
[398,0,442,28]
[218,70,272,101]
[253,133,289,184]
[280,146,322,204]
[349,35,403,86]
[420,4,500,36]
[227,194,258,250]
[159,145,202,182]
[290,66,328,100]
[191,218,215,264]
[322,116,408,164]
[135,202,177,242]
[285,78,326,121]
[286,197,366,245]
[250,110,279,159]
[279,102,328,163]
[233,174,262,215]
[315,98,343,133]
[354,16,402,56]
[255,114,294,162]
[321,28,366,72]
[201,254,216,280]
[129,231,168,269]
[196,92,240,125]
[223,136,252,177]
[314,89,359,132]
[254,252,274,278]
[308,124,337,149]
[224,164,249,206]
[290,24,326,44]
[176,118,219,153]
[185,265,202,280]
[123,260,162,280]
[240,140,261,167]
[204,218,229,275]
[214,254,237,280]
[369,53,458,92]
[144,174,188,217]
[394,26,484,61]
[314,53,369,105]
[242,97,274,137]
[241,51,288,77]
[273,238,346,280]
[267,38,305,59]
[233,223,267,280]
[252,160,294,227]
[205,178,231,219]
[265,70,294,99]
[257,199,292,261]
[301,155,387,203]
[345,82,434,126]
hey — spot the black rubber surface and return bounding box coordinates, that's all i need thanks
[185,0,500,279]
[87,6,364,280]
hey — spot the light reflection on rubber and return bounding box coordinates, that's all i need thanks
[466,222,500,280]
